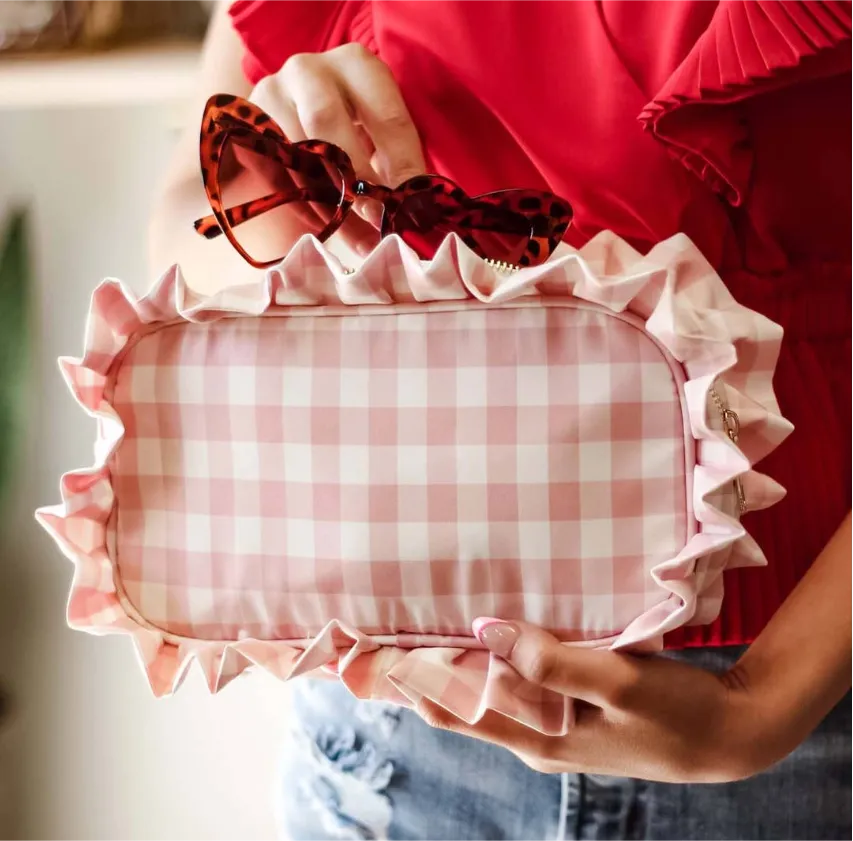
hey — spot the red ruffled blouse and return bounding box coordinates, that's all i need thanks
[228,0,852,648]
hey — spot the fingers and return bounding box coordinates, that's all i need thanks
[336,211,381,257]
[473,619,642,708]
[416,700,557,760]
[247,44,424,257]
[281,51,383,183]
[328,44,426,186]
[266,45,425,188]
[249,74,306,141]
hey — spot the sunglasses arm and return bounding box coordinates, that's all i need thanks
[193,185,339,239]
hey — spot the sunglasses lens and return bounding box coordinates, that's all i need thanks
[217,133,344,264]
[393,190,533,264]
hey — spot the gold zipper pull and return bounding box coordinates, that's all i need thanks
[721,408,740,443]
[709,385,748,515]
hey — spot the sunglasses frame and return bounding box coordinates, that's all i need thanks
[195,94,573,269]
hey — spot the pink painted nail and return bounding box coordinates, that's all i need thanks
[472,617,520,659]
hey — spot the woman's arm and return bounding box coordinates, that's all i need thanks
[730,511,851,766]
[148,3,254,293]
[418,513,852,782]
[149,5,426,294]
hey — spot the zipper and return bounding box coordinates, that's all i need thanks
[341,253,712,520]
[483,259,521,274]
[442,254,741,519]
[340,257,519,276]
[709,383,747,515]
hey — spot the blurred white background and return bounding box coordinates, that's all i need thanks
[0,47,291,841]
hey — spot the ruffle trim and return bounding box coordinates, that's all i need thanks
[638,0,852,205]
[35,231,792,734]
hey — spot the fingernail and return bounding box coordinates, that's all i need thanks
[472,618,520,658]
[354,198,382,230]
[363,204,383,230]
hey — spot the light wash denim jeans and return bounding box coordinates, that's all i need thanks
[277,646,851,840]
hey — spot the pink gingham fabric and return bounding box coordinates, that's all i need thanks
[110,303,689,643]
[36,232,792,735]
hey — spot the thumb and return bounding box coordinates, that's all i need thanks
[472,618,632,707]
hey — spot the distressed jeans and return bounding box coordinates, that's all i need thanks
[277,646,852,840]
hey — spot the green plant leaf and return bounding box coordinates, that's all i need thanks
[0,208,30,506]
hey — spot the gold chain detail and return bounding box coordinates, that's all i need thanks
[709,384,747,514]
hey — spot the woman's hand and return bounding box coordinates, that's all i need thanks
[255,43,425,188]
[417,620,777,783]
[150,4,426,290]
[418,518,851,783]
[251,43,426,248]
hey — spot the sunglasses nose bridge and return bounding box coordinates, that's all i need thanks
[354,179,393,202]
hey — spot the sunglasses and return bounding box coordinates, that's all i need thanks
[194,94,573,269]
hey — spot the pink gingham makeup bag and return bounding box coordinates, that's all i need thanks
[37,231,792,734]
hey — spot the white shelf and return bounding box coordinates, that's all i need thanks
[0,43,202,109]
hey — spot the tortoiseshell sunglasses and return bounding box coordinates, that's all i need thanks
[194,94,574,269]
